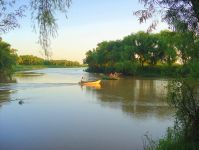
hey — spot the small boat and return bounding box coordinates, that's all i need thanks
[80,80,101,85]
[81,83,101,89]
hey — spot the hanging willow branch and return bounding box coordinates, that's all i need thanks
[0,0,72,56]
[134,0,199,34]
[31,0,72,56]
[0,0,26,34]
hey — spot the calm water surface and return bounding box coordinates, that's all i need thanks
[0,68,173,150]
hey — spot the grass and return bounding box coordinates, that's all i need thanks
[144,126,199,150]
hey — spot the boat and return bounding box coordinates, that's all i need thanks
[80,80,101,85]
[81,83,101,89]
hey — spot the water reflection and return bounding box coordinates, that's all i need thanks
[0,89,11,106]
[80,84,102,90]
[83,78,171,119]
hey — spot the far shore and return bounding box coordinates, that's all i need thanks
[14,65,87,72]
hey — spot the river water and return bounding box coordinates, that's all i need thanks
[0,68,173,150]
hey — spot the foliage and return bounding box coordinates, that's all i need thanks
[84,30,199,77]
[31,0,71,55]
[0,0,72,54]
[18,55,44,65]
[0,0,25,33]
[135,0,199,34]
[158,31,177,66]
[167,80,199,142]
[17,55,81,67]
[144,79,199,150]
[0,39,17,81]
[44,59,81,67]
[114,61,139,75]
[188,60,199,78]
[144,127,199,150]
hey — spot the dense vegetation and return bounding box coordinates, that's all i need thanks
[0,39,17,82]
[84,30,199,77]
[18,55,81,67]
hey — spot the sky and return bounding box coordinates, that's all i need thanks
[2,0,168,63]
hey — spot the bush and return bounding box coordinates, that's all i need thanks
[144,79,199,150]
[148,127,199,150]
[167,80,199,142]
[160,65,179,77]
[114,61,139,75]
[0,40,17,82]
[188,60,199,78]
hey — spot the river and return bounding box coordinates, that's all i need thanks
[0,68,173,150]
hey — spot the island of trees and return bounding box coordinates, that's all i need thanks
[84,30,199,78]
[84,30,199,150]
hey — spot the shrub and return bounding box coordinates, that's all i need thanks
[167,80,199,142]
[114,61,139,75]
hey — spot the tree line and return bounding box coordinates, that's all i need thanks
[84,30,199,77]
[18,55,81,67]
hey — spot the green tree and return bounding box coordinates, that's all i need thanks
[0,39,17,81]
[18,55,44,65]
[123,34,137,61]
[175,32,196,65]
[134,32,160,66]
[84,50,99,71]
[146,33,164,66]
[159,30,177,66]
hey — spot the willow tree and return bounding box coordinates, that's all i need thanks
[135,0,199,33]
[0,0,72,55]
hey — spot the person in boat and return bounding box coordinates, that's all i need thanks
[109,73,114,78]
[81,76,84,83]
[109,72,119,79]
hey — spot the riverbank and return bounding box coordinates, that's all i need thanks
[86,64,187,78]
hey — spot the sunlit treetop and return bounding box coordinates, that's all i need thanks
[134,0,199,33]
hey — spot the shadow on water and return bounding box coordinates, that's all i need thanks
[15,71,45,77]
[0,88,12,106]
[0,71,44,106]
[83,77,172,119]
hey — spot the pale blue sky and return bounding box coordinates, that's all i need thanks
[2,0,168,62]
